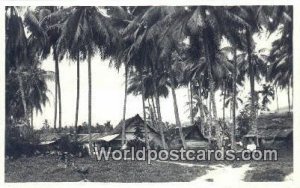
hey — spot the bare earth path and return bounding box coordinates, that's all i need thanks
[193,164,252,182]
[157,160,252,182]
[157,160,294,182]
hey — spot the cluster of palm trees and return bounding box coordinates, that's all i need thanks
[6,6,292,150]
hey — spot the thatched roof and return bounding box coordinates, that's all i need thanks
[77,114,159,143]
[39,133,62,145]
[111,114,158,135]
[185,125,208,141]
[166,124,208,142]
[77,133,104,143]
[244,113,293,139]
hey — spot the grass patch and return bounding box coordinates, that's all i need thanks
[5,155,209,182]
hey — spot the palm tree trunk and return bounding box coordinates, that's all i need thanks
[204,43,217,119]
[189,82,194,125]
[276,86,279,112]
[203,30,217,145]
[210,90,217,119]
[153,69,167,149]
[31,107,33,129]
[288,80,291,113]
[142,78,150,149]
[54,50,62,131]
[246,30,257,140]
[208,92,212,144]
[74,52,80,141]
[148,99,155,128]
[171,78,187,149]
[229,102,232,119]
[232,48,237,149]
[17,73,30,126]
[151,96,158,125]
[291,81,293,108]
[197,80,205,122]
[122,65,128,146]
[54,77,57,130]
[88,53,93,155]
[222,80,226,121]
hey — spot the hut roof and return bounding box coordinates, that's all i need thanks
[111,114,158,135]
[244,113,293,139]
[39,133,62,145]
[77,133,105,143]
[166,124,208,142]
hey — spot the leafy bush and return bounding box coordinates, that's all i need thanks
[236,107,251,140]
[127,139,146,150]
[56,136,87,156]
[149,139,162,150]
[5,123,40,158]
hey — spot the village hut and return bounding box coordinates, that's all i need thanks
[109,114,163,149]
[243,112,293,150]
[77,114,164,152]
[167,124,208,149]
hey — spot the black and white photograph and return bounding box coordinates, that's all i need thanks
[3,1,296,185]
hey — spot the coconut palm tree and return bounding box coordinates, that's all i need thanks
[127,68,169,149]
[121,7,182,149]
[24,65,54,128]
[230,6,278,142]
[268,7,293,112]
[55,6,120,154]
[24,6,65,131]
[106,6,138,147]
[6,6,30,126]
[257,84,275,111]
[127,67,169,144]
[6,7,54,128]
[155,6,253,146]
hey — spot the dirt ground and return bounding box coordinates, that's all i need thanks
[5,148,292,182]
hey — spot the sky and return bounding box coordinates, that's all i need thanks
[32,22,290,129]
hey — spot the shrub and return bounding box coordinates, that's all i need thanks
[5,123,40,158]
[56,136,86,155]
[127,139,146,150]
[236,107,252,140]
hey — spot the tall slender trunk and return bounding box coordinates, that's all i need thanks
[288,80,291,113]
[232,48,237,149]
[88,53,93,155]
[197,80,205,122]
[31,107,33,129]
[210,89,217,119]
[276,86,279,112]
[222,80,226,121]
[122,65,128,146]
[54,50,62,131]
[291,81,293,108]
[151,96,158,125]
[246,30,257,139]
[171,78,187,149]
[207,93,212,144]
[197,80,205,135]
[17,73,30,126]
[54,76,57,130]
[171,76,187,149]
[204,41,217,119]
[189,82,194,125]
[153,69,167,149]
[229,102,232,119]
[206,95,209,107]
[142,78,150,149]
[203,29,217,145]
[148,99,156,129]
[74,52,80,141]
